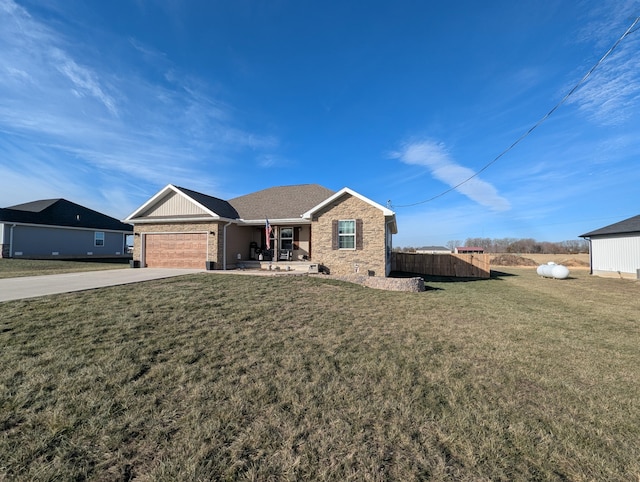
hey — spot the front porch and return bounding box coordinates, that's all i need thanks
[233,259,321,274]
[235,224,312,264]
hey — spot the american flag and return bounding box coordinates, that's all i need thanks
[265,219,272,250]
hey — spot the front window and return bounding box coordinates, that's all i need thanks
[280,227,293,250]
[338,220,355,249]
[94,231,105,247]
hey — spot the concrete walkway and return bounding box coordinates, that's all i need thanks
[0,268,202,302]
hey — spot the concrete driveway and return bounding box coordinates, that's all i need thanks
[0,268,202,302]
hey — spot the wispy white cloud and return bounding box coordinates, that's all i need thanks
[0,0,279,214]
[50,48,119,116]
[569,7,640,125]
[391,140,511,212]
[256,153,294,168]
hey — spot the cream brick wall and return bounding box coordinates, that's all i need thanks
[311,194,388,276]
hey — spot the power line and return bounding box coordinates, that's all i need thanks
[393,16,640,209]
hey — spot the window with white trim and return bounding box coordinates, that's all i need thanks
[338,220,355,249]
[94,231,105,247]
[280,227,293,250]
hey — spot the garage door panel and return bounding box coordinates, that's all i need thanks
[144,233,207,269]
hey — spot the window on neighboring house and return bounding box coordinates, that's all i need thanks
[280,227,293,250]
[338,220,356,249]
[94,231,105,247]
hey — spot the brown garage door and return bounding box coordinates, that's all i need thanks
[144,233,207,269]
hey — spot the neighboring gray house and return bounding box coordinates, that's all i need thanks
[0,199,133,259]
[580,214,640,279]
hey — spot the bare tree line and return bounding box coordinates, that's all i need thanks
[396,238,589,254]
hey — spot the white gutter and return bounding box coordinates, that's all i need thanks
[4,221,130,234]
[124,216,221,224]
[240,218,311,226]
[223,221,233,270]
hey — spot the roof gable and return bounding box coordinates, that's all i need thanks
[302,187,395,218]
[302,187,397,233]
[229,184,335,220]
[0,199,132,232]
[125,184,238,221]
[580,214,640,237]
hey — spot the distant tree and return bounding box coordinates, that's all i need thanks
[508,238,538,253]
[399,237,589,254]
[464,237,493,251]
[446,240,461,251]
[562,239,588,253]
[492,238,508,253]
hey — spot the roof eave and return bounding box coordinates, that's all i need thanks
[302,187,395,218]
[240,218,311,226]
[580,230,640,238]
[0,220,132,233]
[125,215,236,224]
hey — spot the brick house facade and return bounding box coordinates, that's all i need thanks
[125,184,397,276]
[306,193,393,276]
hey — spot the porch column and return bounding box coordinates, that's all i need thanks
[273,225,278,261]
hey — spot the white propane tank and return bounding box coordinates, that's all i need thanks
[551,264,570,279]
[537,263,570,279]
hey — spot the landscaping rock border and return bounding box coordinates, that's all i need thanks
[328,274,425,292]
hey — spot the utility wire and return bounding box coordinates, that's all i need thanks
[393,16,640,208]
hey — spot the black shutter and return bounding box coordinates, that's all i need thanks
[332,220,338,250]
[356,219,363,250]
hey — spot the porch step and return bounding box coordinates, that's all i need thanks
[235,260,319,273]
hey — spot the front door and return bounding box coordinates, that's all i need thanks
[280,227,293,251]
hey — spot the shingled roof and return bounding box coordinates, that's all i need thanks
[229,184,335,220]
[580,214,640,237]
[173,186,239,219]
[1,199,132,232]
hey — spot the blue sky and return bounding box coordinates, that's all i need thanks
[1,0,639,247]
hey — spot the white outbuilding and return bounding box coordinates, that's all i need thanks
[580,214,640,279]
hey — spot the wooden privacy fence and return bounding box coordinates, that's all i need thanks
[392,253,491,279]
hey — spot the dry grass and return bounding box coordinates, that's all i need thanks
[0,259,128,279]
[1,269,639,480]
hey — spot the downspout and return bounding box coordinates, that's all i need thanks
[9,224,16,258]
[223,221,233,270]
[385,219,394,276]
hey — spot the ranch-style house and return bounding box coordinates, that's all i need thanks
[125,184,397,276]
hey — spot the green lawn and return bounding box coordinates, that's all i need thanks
[0,258,128,279]
[0,268,638,480]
